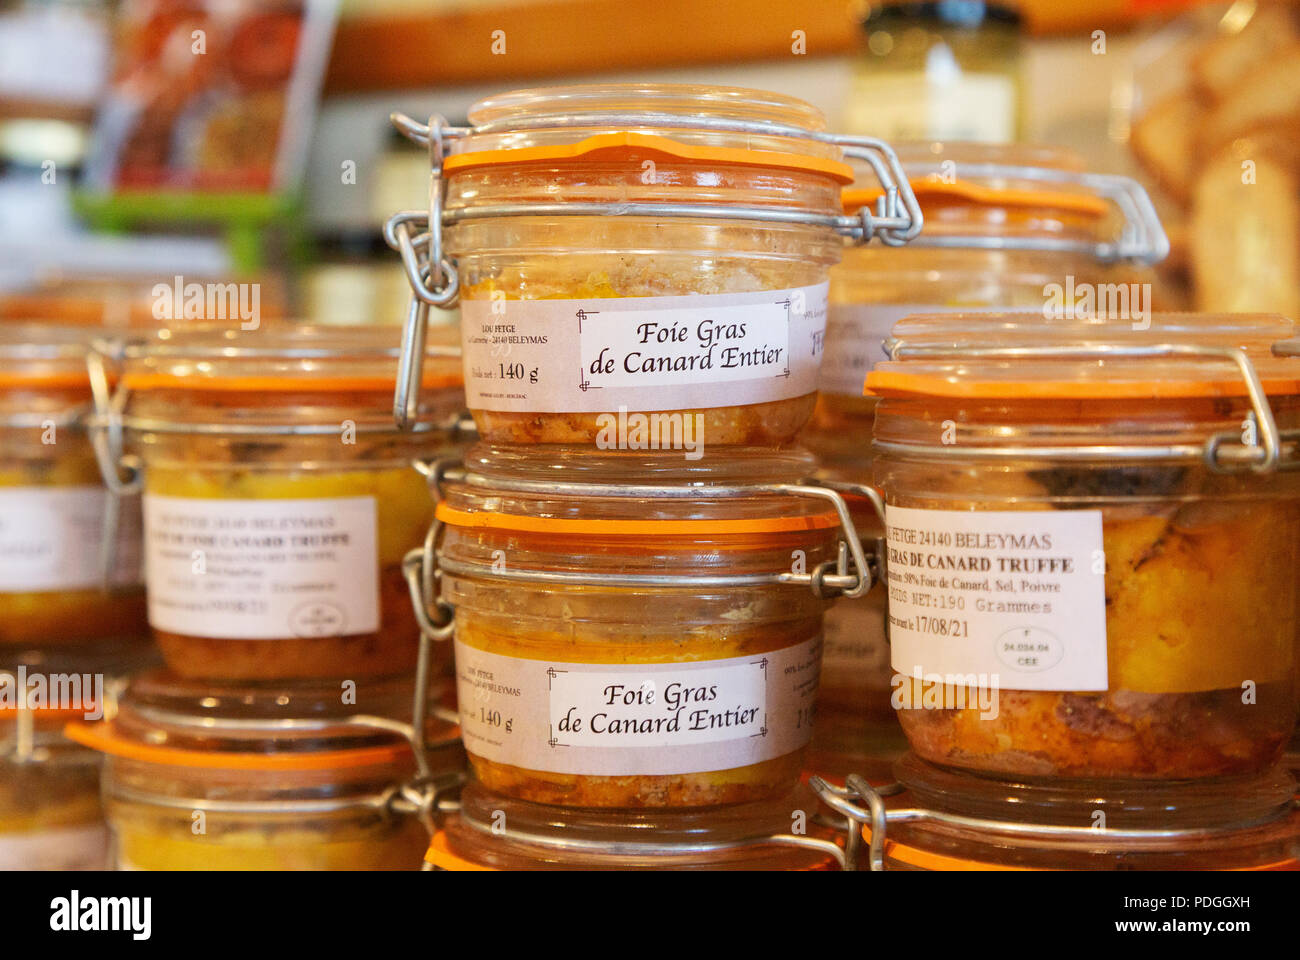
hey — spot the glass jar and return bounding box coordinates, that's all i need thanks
[0,323,146,649]
[819,755,1300,871]
[100,324,464,681]
[387,83,924,439]
[0,706,107,871]
[68,670,461,871]
[424,444,871,810]
[804,144,1170,779]
[845,1,1023,143]
[1273,336,1300,791]
[868,311,1300,787]
[424,779,843,870]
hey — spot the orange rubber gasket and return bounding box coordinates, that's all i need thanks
[842,179,1109,217]
[861,825,1041,871]
[424,832,496,871]
[864,370,1300,400]
[65,720,410,772]
[444,131,855,184]
[0,373,93,390]
[122,372,463,393]
[436,502,840,535]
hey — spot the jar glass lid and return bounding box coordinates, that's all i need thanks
[119,322,461,395]
[440,444,840,532]
[446,82,850,179]
[0,322,99,389]
[429,779,844,870]
[842,142,1168,264]
[868,311,1300,400]
[64,671,443,771]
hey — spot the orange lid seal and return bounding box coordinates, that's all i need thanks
[65,720,411,772]
[843,178,1109,217]
[445,131,854,184]
[424,832,497,872]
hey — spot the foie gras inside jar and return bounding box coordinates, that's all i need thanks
[443,83,852,447]
[120,324,463,681]
[0,324,147,648]
[868,311,1300,782]
[438,445,846,808]
[68,671,449,871]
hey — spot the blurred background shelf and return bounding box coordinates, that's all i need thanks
[324,0,1209,92]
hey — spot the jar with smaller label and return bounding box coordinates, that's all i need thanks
[868,311,1300,788]
[804,144,1170,778]
[383,83,924,438]
[815,755,1300,871]
[419,444,874,811]
[0,703,108,871]
[0,323,146,648]
[424,779,844,870]
[96,324,464,681]
[68,671,462,871]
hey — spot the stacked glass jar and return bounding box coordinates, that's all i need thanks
[802,142,1171,782]
[813,311,1300,871]
[384,84,925,870]
[75,324,468,870]
[1274,336,1300,791]
[0,322,152,871]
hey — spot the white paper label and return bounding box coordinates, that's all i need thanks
[143,495,379,640]
[460,283,829,413]
[0,822,108,870]
[822,596,891,686]
[821,303,947,397]
[885,506,1108,691]
[455,637,822,776]
[0,486,142,591]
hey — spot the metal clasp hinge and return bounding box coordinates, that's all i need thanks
[85,341,144,594]
[810,774,904,872]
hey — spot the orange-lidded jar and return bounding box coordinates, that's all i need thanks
[425,779,844,870]
[868,311,1300,786]
[805,144,1169,779]
[93,324,465,681]
[1276,336,1300,789]
[814,756,1300,872]
[0,323,146,648]
[384,83,924,438]
[816,143,1168,452]
[417,444,876,810]
[0,669,110,871]
[67,671,462,871]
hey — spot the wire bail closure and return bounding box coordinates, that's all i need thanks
[383,110,924,429]
[404,461,884,612]
[897,160,1170,264]
[878,340,1297,474]
[440,802,850,869]
[84,340,145,595]
[809,773,1299,871]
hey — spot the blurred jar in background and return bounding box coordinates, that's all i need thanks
[110,324,464,682]
[803,143,1169,783]
[70,671,459,871]
[0,703,108,871]
[0,323,147,651]
[844,1,1023,142]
